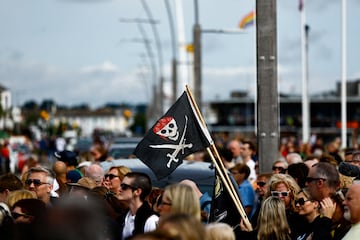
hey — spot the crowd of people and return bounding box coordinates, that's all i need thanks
[0,133,359,239]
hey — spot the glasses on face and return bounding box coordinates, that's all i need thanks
[271,191,290,197]
[25,179,49,187]
[257,181,266,187]
[295,197,311,206]
[272,166,286,172]
[12,212,32,220]
[104,174,119,180]
[120,183,138,191]
[305,177,326,183]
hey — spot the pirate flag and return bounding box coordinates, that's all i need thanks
[134,91,212,179]
[209,171,242,229]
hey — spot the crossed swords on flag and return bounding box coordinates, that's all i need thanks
[149,116,193,168]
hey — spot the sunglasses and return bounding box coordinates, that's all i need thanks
[271,191,290,197]
[104,174,119,180]
[25,179,49,187]
[120,183,138,191]
[272,166,286,172]
[12,212,32,220]
[257,181,266,187]
[305,177,326,183]
[295,197,311,206]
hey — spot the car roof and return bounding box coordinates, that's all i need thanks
[100,158,215,194]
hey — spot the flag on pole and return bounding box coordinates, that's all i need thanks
[209,171,242,229]
[134,91,212,179]
[238,11,255,29]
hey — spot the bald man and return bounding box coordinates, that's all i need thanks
[85,164,104,186]
[52,161,68,196]
[342,180,360,239]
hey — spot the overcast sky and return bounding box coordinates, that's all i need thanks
[1,0,360,109]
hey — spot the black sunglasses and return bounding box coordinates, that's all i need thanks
[272,166,286,172]
[25,179,49,187]
[12,212,32,220]
[295,197,311,206]
[257,181,266,187]
[120,183,138,191]
[305,177,326,183]
[104,174,119,180]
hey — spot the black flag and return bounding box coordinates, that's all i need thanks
[134,91,212,179]
[209,170,242,229]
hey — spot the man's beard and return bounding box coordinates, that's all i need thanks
[343,208,351,221]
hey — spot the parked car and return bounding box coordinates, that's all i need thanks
[106,137,142,159]
[100,158,215,195]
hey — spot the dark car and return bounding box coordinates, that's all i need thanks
[100,158,215,195]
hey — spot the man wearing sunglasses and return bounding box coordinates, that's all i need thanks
[118,172,158,239]
[24,166,56,206]
[306,162,339,202]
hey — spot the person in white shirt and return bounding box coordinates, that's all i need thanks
[118,172,158,240]
[240,140,257,184]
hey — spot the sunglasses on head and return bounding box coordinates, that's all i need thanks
[271,191,290,197]
[25,179,48,187]
[295,197,311,206]
[104,174,119,180]
[120,183,138,191]
[257,181,266,187]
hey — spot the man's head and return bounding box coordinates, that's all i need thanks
[272,159,288,174]
[285,153,303,166]
[85,164,104,186]
[349,150,360,167]
[230,163,250,185]
[0,173,23,202]
[227,140,242,159]
[54,150,78,170]
[118,172,152,202]
[256,173,272,197]
[53,161,67,182]
[343,180,360,224]
[25,167,55,204]
[240,140,255,161]
[306,162,339,201]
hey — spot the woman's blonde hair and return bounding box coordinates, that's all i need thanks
[6,189,37,209]
[257,196,291,240]
[108,165,131,181]
[205,222,235,240]
[158,213,205,240]
[163,183,201,221]
[265,173,300,211]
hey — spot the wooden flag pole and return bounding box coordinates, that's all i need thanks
[185,85,253,231]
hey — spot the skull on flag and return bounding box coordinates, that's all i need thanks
[153,116,179,141]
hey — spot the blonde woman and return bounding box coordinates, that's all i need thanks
[206,222,235,240]
[265,173,307,238]
[158,183,201,221]
[240,196,291,240]
[102,165,131,198]
[6,189,37,209]
[157,213,205,240]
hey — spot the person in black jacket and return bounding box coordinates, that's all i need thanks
[295,188,335,240]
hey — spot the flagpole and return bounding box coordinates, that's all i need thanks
[301,0,310,144]
[341,0,347,149]
[185,85,253,230]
